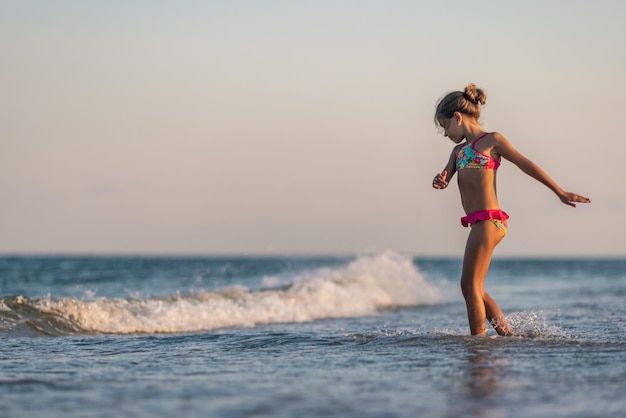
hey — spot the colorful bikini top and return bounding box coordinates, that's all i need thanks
[456,132,500,170]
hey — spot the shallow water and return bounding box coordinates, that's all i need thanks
[1,253,624,417]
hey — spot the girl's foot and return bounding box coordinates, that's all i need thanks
[490,316,514,336]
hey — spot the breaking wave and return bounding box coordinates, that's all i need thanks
[0,252,440,336]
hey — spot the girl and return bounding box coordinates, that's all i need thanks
[432,83,590,336]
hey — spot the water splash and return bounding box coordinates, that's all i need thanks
[506,311,571,339]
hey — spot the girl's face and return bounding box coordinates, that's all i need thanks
[438,115,464,144]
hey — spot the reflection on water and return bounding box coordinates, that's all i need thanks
[456,340,511,418]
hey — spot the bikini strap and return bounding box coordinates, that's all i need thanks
[471,132,489,146]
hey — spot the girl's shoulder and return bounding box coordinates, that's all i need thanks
[490,131,520,159]
[451,141,466,155]
[484,131,511,150]
[475,132,508,159]
[490,131,509,144]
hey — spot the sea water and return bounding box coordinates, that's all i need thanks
[0,252,624,417]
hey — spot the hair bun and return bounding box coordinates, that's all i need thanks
[464,83,486,106]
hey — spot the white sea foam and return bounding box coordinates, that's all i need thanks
[34,251,440,334]
[506,311,571,339]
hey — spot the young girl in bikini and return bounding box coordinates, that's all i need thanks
[432,83,590,336]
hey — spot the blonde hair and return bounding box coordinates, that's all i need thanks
[434,83,487,124]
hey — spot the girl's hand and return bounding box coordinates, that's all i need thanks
[558,191,591,207]
[433,170,448,190]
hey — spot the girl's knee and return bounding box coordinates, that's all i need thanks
[460,279,482,299]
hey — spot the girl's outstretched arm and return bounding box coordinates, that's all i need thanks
[432,146,460,190]
[493,133,591,207]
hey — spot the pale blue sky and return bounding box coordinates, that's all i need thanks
[1,1,624,256]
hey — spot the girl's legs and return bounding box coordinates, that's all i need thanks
[483,293,511,335]
[460,221,512,335]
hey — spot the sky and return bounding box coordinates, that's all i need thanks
[1,1,625,257]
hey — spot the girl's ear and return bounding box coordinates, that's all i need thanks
[453,112,463,125]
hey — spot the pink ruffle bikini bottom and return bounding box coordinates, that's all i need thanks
[461,209,509,233]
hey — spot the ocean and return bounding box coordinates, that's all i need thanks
[0,252,624,418]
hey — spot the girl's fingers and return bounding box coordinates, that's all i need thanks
[433,178,447,189]
[568,193,590,203]
[561,192,591,207]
